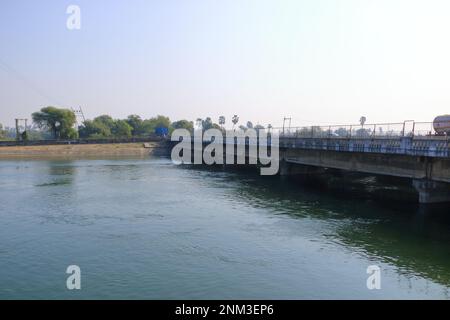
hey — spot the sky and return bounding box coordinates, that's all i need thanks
[1,0,450,128]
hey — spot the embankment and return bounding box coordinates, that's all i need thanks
[0,141,172,159]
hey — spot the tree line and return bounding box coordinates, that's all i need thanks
[31,107,195,139]
[1,106,266,141]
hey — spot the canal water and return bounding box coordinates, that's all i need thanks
[0,157,450,299]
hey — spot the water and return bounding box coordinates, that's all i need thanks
[1,157,450,299]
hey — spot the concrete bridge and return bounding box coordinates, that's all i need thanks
[276,122,450,203]
[175,120,450,203]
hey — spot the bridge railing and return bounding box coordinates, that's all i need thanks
[272,121,448,140]
[413,122,437,138]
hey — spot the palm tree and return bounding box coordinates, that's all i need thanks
[360,116,367,127]
[196,118,203,130]
[232,115,239,130]
[219,116,225,130]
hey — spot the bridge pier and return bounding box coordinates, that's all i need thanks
[413,179,450,204]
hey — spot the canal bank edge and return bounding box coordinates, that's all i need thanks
[0,141,172,158]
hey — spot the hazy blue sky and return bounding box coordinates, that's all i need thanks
[1,0,450,128]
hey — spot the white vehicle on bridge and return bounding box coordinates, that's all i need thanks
[433,115,450,135]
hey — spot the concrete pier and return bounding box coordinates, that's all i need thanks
[413,180,450,204]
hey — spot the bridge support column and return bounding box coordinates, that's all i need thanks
[413,179,450,204]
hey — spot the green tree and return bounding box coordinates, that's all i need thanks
[112,120,132,138]
[150,115,171,129]
[21,131,29,141]
[140,119,155,135]
[196,117,221,131]
[93,115,115,130]
[140,115,172,135]
[196,118,203,129]
[126,115,143,136]
[172,120,194,132]
[232,115,239,129]
[26,128,47,140]
[32,107,78,139]
[78,120,111,138]
[202,117,213,130]
[218,116,226,128]
[0,124,7,140]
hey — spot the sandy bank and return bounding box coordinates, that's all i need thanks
[0,142,171,159]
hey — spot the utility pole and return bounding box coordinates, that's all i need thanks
[15,118,28,141]
[71,106,86,127]
[15,119,19,140]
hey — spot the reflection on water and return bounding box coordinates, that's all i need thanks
[219,171,450,288]
[0,157,449,299]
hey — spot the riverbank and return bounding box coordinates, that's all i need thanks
[0,141,171,159]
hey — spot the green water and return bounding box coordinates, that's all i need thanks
[0,157,450,299]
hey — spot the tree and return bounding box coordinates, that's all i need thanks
[112,120,132,138]
[151,115,171,129]
[94,115,115,129]
[355,128,371,138]
[0,124,6,139]
[78,114,115,139]
[360,116,367,127]
[218,116,225,129]
[232,115,239,129]
[172,120,194,133]
[79,119,111,138]
[254,124,265,136]
[79,117,133,139]
[139,119,154,135]
[126,115,143,136]
[195,118,203,130]
[296,127,313,137]
[140,115,172,135]
[202,117,214,131]
[335,127,350,137]
[32,107,78,139]
[21,131,28,141]
[254,124,265,132]
[91,115,134,138]
[199,117,222,131]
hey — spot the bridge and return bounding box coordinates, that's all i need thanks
[274,120,450,203]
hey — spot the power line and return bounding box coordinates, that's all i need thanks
[0,57,64,107]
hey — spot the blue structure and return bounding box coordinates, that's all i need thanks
[155,127,169,137]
